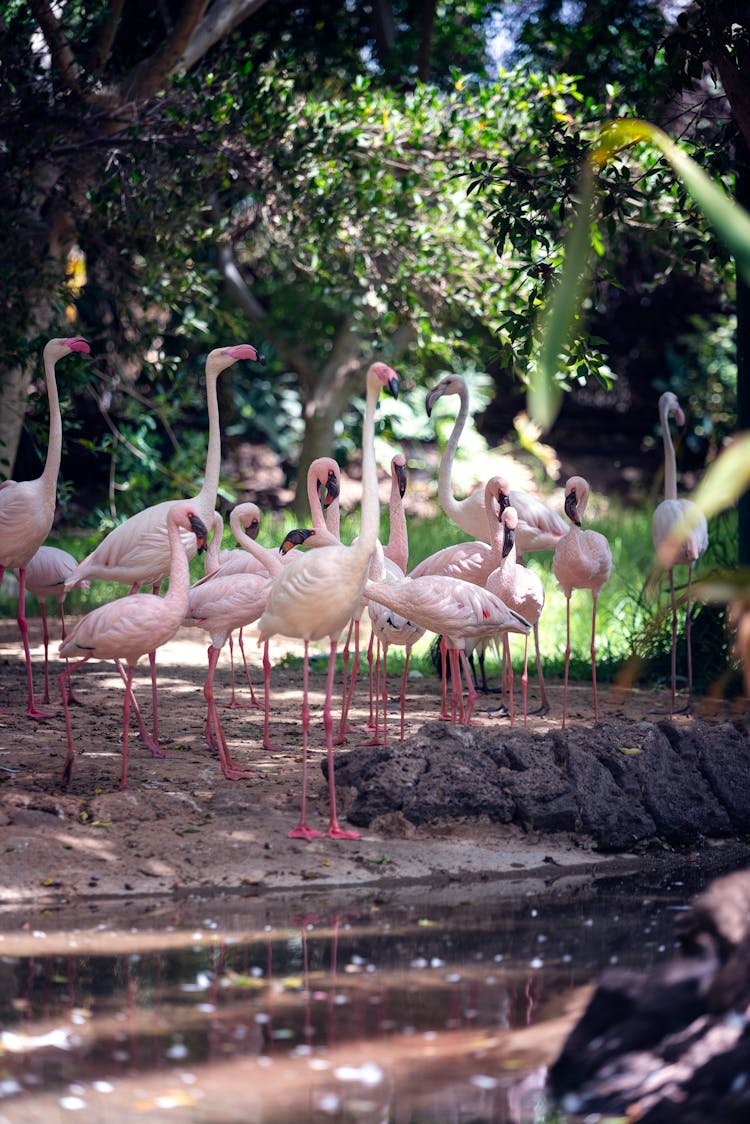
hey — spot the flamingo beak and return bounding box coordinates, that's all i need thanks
[280,528,316,553]
[387,375,399,399]
[188,513,209,552]
[66,337,91,354]
[502,525,515,558]
[247,519,260,541]
[395,462,407,498]
[323,471,340,507]
[425,387,439,416]
[564,490,581,526]
[224,344,265,364]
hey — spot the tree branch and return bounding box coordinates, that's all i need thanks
[28,0,83,95]
[90,0,126,74]
[120,0,210,101]
[179,0,271,72]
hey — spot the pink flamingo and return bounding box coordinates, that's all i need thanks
[425,373,567,553]
[58,502,208,787]
[487,507,547,726]
[19,545,90,705]
[651,392,709,717]
[256,362,399,841]
[553,476,612,728]
[363,572,530,725]
[64,343,262,740]
[337,452,409,743]
[0,336,90,718]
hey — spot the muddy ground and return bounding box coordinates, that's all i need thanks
[1,615,749,941]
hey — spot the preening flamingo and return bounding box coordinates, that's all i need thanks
[256,362,399,841]
[425,373,567,553]
[552,476,612,728]
[651,391,709,716]
[0,336,90,718]
[19,545,89,705]
[364,573,530,725]
[64,343,263,740]
[59,503,208,787]
[487,507,547,726]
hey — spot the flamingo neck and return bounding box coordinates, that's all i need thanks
[40,350,63,495]
[355,377,382,561]
[203,512,225,576]
[437,382,469,515]
[234,522,281,578]
[197,364,222,509]
[660,400,678,501]
[309,470,340,544]
[386,471,408,572]
[164,517,192,609]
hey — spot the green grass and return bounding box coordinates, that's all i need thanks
[4,499,739,694]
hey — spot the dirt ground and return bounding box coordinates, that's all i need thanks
[1,614,748,941]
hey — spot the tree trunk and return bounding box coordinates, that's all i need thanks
[737,137,750,565]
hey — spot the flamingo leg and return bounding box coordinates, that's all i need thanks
[204,645,253,780]
[335,618,362,744]
[224,629,260,710]
[380,642,389,745]
[521,633,530,728]
[114,660,166,759]
[685,561,695,715]
[325,638,360,840]
[58,601,81,705]
[459,649,477,725]
[562,593,572,730]
[120,665,137,789]
[668,567,677,718]
[16,568,54,719]
[591,590,600,721]
[504,634,515,727]
[529,622,549,716]
[39,601,51,705]
[59,654,92,784]
[438,637,450,721]
[448,648,464,723]
[399,650,410,742]
[366,632,376,729]
[261,640,281,752]
[289,641,323,840]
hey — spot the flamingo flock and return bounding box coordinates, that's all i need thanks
[2,343,712,839]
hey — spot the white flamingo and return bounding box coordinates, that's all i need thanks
[553,476,612,729]
[256,362,399,841]
[487,507,547,726]
[425,373,567,553]
[64,343,262,740]
[651,391,709,716]
[58,503,208,787]
[0,336,90,718]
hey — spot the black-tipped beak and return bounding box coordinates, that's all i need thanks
[189,513,209,553]
[395,462,407,499]
[323,470,340,507]
[279,528,316,554]
[502,525,515,558]
[425,388,438,417]
[496,487,510,513]
[387,376,399,399]
[246,518,260,541]
[564,489,581,527]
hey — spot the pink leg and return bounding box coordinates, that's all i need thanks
[335,618,362,744]
[399,651,410,742]
[591,591,600,721]
[59,655,91,784]
[521,634,530,728]
[380,641,389,745]
[39,602,51,705]
[685,562,695,715]
[224,629,260,709]
[366,632,376,729]
[448,648,464,723]
[289,641,323,840]
[530,622,549,716]
[359,639,385,746]
[459,650,477,725]
[562,594,572,730]
[120,665,137,789]
[505,635,515,728]
[261,640,282,752]
[146,581,163,743]
[204,645,253,780]
[324,640,360,840]
[16,568,54,719]
[439,637,450,720]
[668,568,677,718]
[114,660,166,758]
[58,602,81,705]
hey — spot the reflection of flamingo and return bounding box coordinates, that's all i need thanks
[256,362,399,840]
[553,476,612,728]
[425,373,567,553]
[364,573,530,725]
[20,545,89,705]
[64,343,262,741]
[652,391,709,716]
[59,502,208,787]
[0,336,90,717]
[487,507,546,726]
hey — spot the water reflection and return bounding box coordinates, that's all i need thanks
[0,869,718,1121]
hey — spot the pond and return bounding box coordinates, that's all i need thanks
[0,856,735,1123]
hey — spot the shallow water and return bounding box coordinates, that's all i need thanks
[0,860,727,1123]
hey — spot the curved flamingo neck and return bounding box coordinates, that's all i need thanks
[40,347,63,496]
[660,399,678,501]
[203,512,225,575]
[356,374,383,562]
[233,520,281,578]
[196,361,222,509]
[164,515,193,609]
[308,466,340,544]
[438,381,470,517]
[386,465,408,572]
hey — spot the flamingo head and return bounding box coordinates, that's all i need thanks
[44,337,91,361]
[280,528,316,554]
[368,362,399,399]
[493,476,511,514]
[206,343,264,378]
[393,454,407,498]
[223,343,264,364]
[187,511,209,552]
[564,476,589,526]
[501,506,518,558]
[425,374,465,417]
[244,514,260,540]
[313,459,340,508]
[659,391,685,427]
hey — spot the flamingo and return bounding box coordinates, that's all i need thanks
[425,373,567,554]
[18,545,90,705]
[186,503,315,772]
[651,391,709,716]
[256,362,400,841]
[58,502,208,787]
[0,336,90,718]
[363,573,530,725]
[64,342,262,740]
[487,507,547,726]
[552,476,612,728]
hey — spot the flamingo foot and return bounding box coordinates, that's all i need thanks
[222,698,261,711]
[288,823,325,841]
[222,761,255,781]
[327,822,361,841]
[141,736,169,760]
[60,759,73,785]
[27,704,56,720]
[528,700,550,717]
[483,703,510,718]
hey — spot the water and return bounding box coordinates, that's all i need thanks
[0,861,729,1122]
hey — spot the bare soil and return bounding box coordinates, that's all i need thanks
[1,615,748,941]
